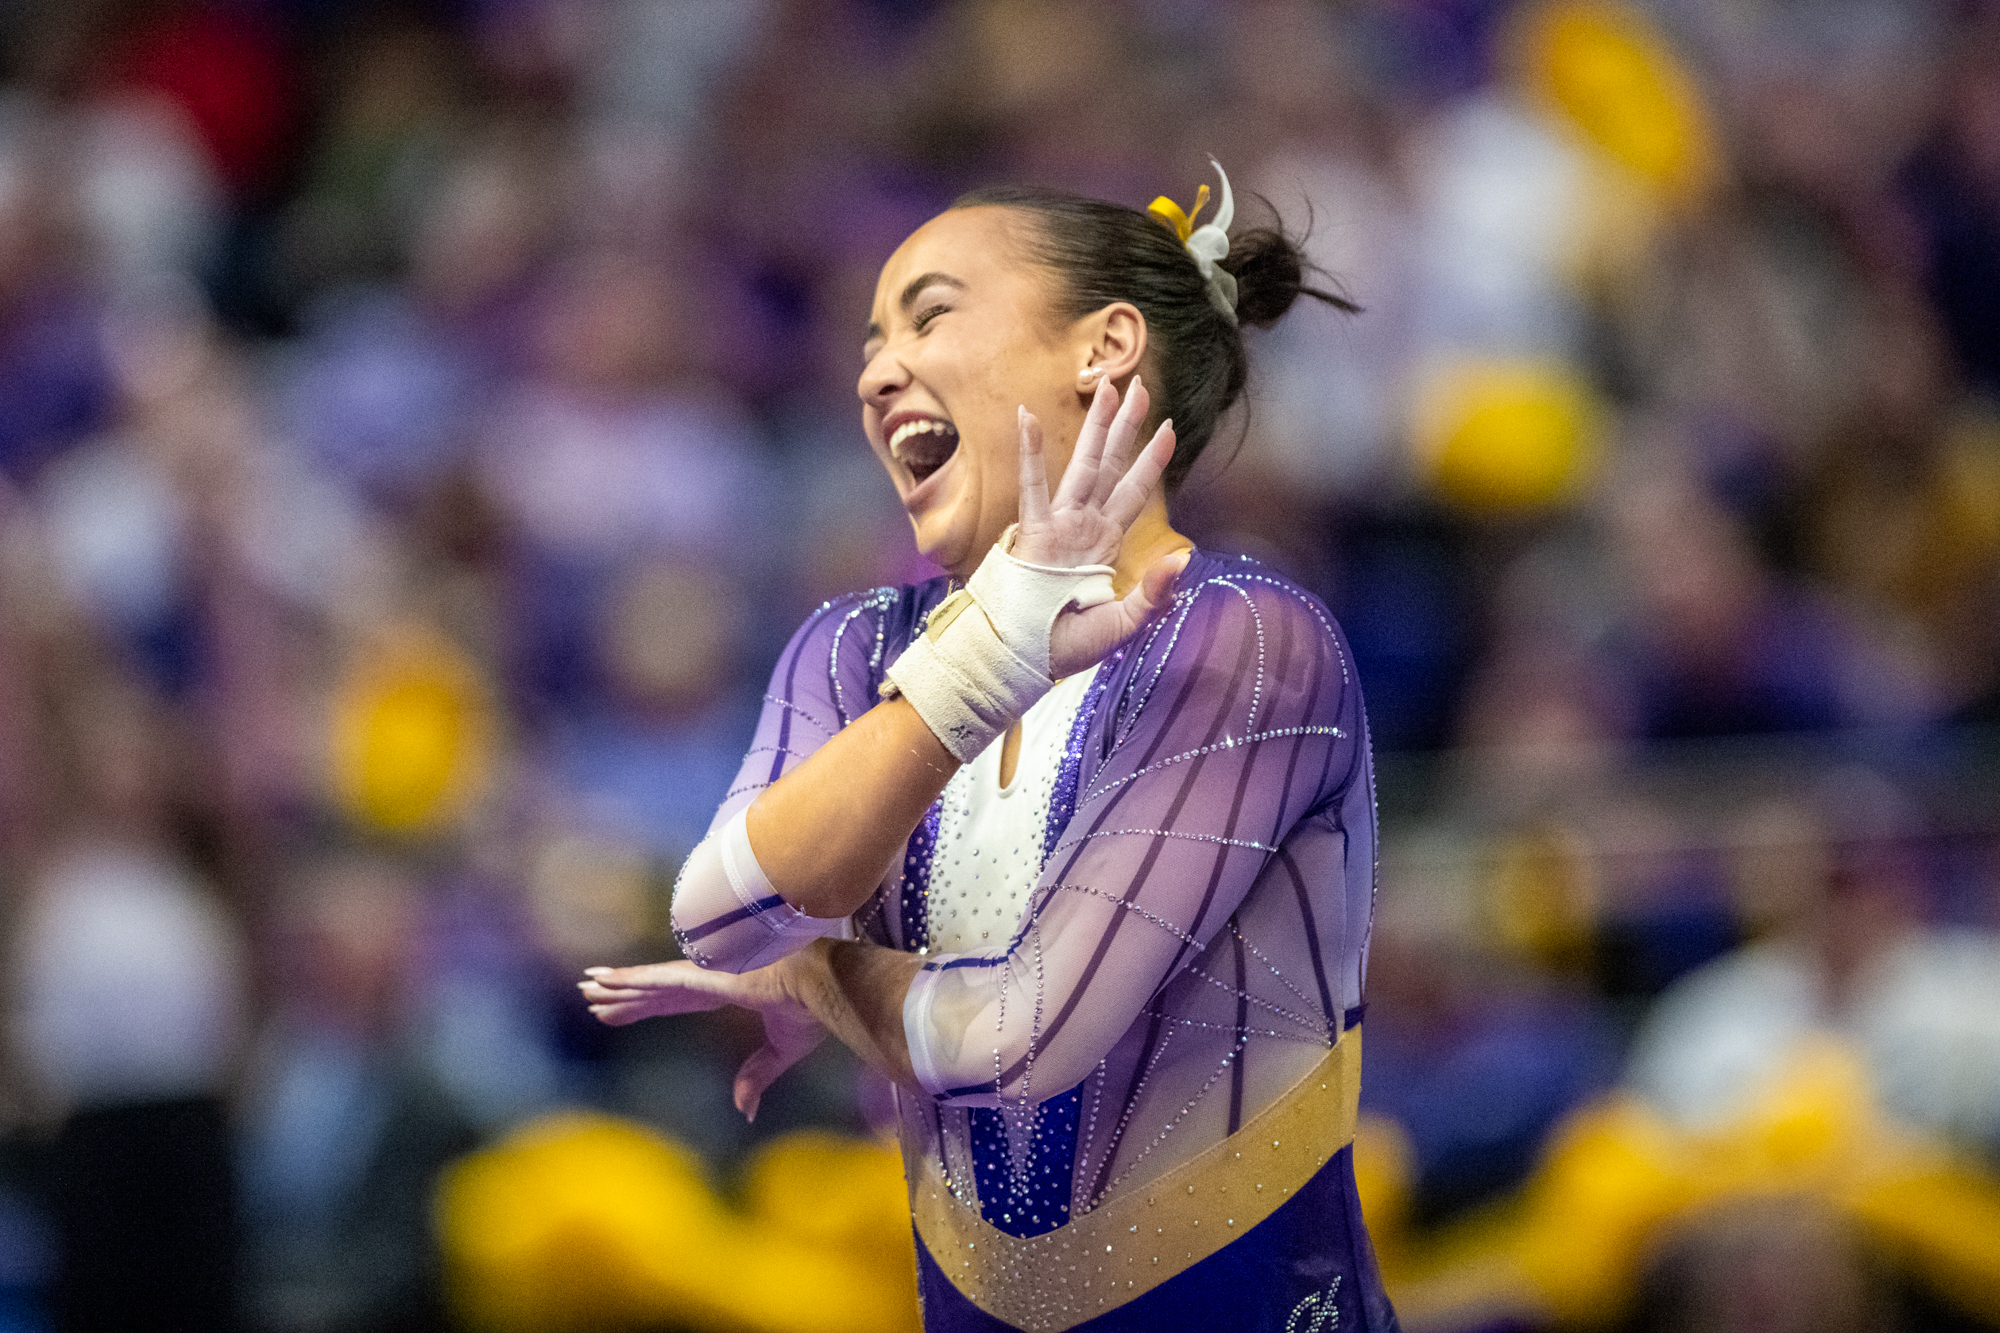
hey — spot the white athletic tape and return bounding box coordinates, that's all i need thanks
[882,527,1114,762]
[968,523,1116,678]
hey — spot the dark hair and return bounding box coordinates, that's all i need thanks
[952,183,1358,489]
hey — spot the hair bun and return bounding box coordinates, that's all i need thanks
[1219,223,1360,329]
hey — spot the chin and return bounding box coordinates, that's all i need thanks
[909,514,981,579]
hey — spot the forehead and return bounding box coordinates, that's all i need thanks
[871,206,1040,315]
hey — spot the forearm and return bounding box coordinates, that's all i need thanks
[746,695,957,918]
[786,937,923,1088]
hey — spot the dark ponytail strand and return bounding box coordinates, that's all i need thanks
[1222,217,1360,329]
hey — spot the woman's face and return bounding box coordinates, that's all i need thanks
[858,206,1096,579]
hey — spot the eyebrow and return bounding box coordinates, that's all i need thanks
[865,271,966,342]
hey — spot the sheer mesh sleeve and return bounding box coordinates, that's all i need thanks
[669,587,907,971]
[904,571,1366,1107]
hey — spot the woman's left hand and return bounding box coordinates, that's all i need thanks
[1013,374,1172,572]
[580,958,828,1122]
[1017,376,1184,679]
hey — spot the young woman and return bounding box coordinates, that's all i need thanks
[581,166,1396,1333]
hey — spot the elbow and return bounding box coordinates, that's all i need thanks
[666,903,738,973]
[667,882,808,975]
[667,903,806,975]
[666,837,764,974]
[909,974,1101,1106]
[994,1039,1104,1105]
[668,827,849,975]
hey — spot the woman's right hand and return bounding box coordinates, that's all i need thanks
[581,959,827,1122]
[1015,376,1185,679]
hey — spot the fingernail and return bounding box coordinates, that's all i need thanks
[583,967,610,976]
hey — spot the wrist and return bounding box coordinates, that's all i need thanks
[971,523,1117,677]
[777,937,836,1008]
[882,526,1117,761]
[882,585,1049,761]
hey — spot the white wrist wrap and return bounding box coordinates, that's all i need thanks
[969,524,1118,677]
[881,526,1116,763]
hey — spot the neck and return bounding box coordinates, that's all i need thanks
[946,500,1191,589]
[1110,495,1192,597]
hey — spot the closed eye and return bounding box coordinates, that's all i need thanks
[913,303,950,332]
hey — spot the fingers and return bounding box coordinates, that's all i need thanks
[1102,418,1176,530]
[732,1014,825,1121]
[1017,406,1051,526]
[1130,547,1192,620]
[1046,546,1190,679]
[1089,377,1150,510]
[582,987,726,1019]
[1029,375,1160,530]
[1052,377,1118,508]
[588,1000,654,1026]
[584,963,693,988]
[732,1043,797,1122]
[578,960,734,1019]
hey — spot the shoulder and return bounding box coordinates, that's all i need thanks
[1152,551,1351,685]
[767,577,953,720]
[1176,550,1343,637]
[1110,550,1355,728]
[785,576,953,653]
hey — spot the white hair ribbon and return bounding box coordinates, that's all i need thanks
[1147,158,1238,324]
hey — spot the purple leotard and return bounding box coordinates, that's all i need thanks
[672,550,1396,1332]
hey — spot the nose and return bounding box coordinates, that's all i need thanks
[857,342,909,412]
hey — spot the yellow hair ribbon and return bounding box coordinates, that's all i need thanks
[1146,183,1209,242]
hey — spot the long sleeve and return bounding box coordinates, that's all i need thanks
[903,571,1366,1106]
[668,586,909,972]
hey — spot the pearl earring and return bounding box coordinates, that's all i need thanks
[1081,367,1104,382]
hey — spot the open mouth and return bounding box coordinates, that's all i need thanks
[889,418,959,486]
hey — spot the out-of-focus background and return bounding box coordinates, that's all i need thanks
[0,1,1995,1331]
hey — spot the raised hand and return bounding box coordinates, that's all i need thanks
[1015,376,1186,679]
[580,960,827,1122]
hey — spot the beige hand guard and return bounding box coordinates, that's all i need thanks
[882,525,1116,762]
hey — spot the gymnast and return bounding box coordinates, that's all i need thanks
[581,163,1396,1332]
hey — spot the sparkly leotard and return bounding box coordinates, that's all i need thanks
[672,551,1397,1332]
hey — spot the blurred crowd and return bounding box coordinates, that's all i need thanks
[0,0,1994,1331]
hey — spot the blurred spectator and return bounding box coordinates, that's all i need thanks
[1627,1195,1893,1333]
[92,2,299,204]
[0,118,114,485]
[472,248,780,847]
[11,668,246,1332]
[1231,1,1422,498]
[277,131,556,509]
[1903,13,2000,397]
[277,16,468,300]
[1605,460,1926,738]
[1627,795,2000,1161]
[0,0,1992,1327]
[1361,872,1623,1222]
[239,853,476,1333]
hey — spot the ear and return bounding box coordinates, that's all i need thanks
[1074,302,1147,396]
